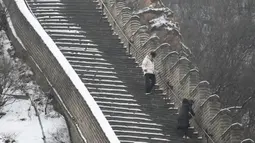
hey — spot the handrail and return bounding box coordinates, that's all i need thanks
[98,0,216,142]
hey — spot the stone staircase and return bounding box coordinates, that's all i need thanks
[26,0,201,142]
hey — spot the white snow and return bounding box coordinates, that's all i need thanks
[208,94,220,99]
[227,106,242,110]
[242,138,255,143]
[190,69,199,73]
[219,108,231,112]
[199,80,210,85]
[0,30,70,142]
[200,94,220,107]
[149,15,177,30]
[180,42,192,55]
[10,0,120,142]
[0,93,70,143]
[222,123,243,136]
[179,56,190,62]
[134,7,173,15]
[230,123,243,127]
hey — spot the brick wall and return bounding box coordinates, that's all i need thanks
[2,0,120,143]
[99,0,254,142]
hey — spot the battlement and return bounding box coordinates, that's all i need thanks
[99,0,254,142]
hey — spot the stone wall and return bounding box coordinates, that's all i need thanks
[1,0,120,143]
[98,0,254,142]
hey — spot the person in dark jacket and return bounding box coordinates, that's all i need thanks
[177,98,195,139]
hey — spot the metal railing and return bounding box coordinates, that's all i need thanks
[97,0,216,142]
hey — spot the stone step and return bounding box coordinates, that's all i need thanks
[59,46,126,53]
[111,124,164,134]
[40,22,109,29]
[33,11,104,17]
[84,82,143,92]
[102,109,151,118]
[27,0,94,2]
[38,17,108,23]
[87,86,129,94]
[69,61,138,69]
[45,29,87,35]
[42,26,83,31]
[108,119,163,129]
[40,22,79,26]
[93,96,137,104]
[117,135,170,143]
[99,105,142,113]
[50,33,120,41]
[114,130,168,140]
[96,100,141,109]
[60,47,127,56]
[28,3,99,8]
[72,65,142,75]
[62,50,134,59]
[30,7,102,12]
[37,16,109,24]
[67,58,138,68]
[106,115,154,124]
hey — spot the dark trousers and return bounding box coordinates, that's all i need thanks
[183,128,188,136]
[145,73,156,93]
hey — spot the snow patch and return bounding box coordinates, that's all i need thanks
[179,56,190,62]
[242,139,255,143]
[149,15,177,30]
[190,69,199,73]
[0,31,70,143]
[231,123,243,127]
[227,106,242,110]
[134,7,173,15]
[200,94,220,107]
[220,108,231,112]
[209,94,220,99]
[199,81,210,85]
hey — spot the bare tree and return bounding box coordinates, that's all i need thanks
[162,0,255,138]
[0,30,32,108]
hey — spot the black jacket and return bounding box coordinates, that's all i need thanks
[177,102,195,128]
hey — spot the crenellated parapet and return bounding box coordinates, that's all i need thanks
[98,0,254,142]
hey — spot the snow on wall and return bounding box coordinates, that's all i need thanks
[6,0,120,142]
[149,14,177,29]
[242,138,255,143]
[133,7,173,16]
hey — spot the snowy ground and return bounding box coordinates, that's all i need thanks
[0,30,70,143]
